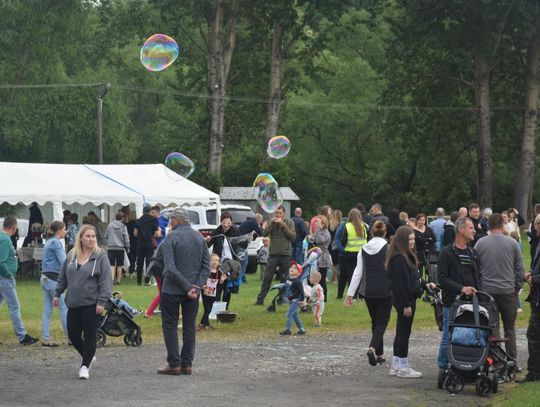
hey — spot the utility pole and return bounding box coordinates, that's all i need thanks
[96,83,111,164]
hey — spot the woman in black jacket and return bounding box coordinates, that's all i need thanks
[386,226,435,379]
[206,212,241,308]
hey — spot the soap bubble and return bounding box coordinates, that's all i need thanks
[164,152,195,178]
[267,136,290,159]
[140,34,179,72]
[252,172,283,213]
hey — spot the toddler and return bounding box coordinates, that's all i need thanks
[279,262,306,336]
[257,237,269,280]
[199,254,221,330]
[309,271,325,326]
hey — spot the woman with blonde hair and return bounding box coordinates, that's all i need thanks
[337,208,367,299]
[54,225,112,380]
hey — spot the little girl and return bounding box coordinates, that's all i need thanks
[198,254,221,330]
[309,271,325,326]
[279,262,306,336]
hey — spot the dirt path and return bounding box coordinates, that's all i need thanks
[0,329,527,407]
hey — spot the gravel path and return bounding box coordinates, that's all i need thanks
[0,329,527,407]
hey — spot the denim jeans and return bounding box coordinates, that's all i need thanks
[161,292,199,368]
[291,241,304,264]
[40,275,67,340]
[0,276,27,341]
[240,254,248,283]
[437,307,451,369]
[285,300,304,331]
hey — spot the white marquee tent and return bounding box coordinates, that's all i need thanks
[0,162,219,222]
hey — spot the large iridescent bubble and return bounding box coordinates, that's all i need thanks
[140,34,179,72]
[252,172,283,213]
[164,152,195,178]
[267,136,290,159]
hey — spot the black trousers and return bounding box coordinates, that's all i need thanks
[215,283,231,310]
[161,292,198,368]
[136,247,154,285]
[257,255,291,303]
[337,252,357,298]
[365,296,392,356]
[318,267,328,302]
[200,294,215,326]
[393,302,416,358]
[527,303,540,375]
[67,305,98,368]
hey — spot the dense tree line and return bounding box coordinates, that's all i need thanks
[1,0,540,219]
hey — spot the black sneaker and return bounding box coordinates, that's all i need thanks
[376,356,386,365]
[254,301,264,306]
[279,329,292,336]
[20,334,38,346]
[367,349,377,366]
[295,330,306,336]
[516,373,540,384]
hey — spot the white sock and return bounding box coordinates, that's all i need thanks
[392,356,399,368]
[400,357,409,369]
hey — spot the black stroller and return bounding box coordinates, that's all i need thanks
[422,249,443,331]
[96,298,142,347]
[441,292,516,397]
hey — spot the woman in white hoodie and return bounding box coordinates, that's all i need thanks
[345,221,391,367]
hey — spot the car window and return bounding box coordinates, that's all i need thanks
[188,210,200,225]
[229,209,254,225]
[206,209,217,225]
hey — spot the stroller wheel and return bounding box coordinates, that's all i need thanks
[123,334,132,346]
[131,334,143,347]
[96,329,106,348]
[475,376,491,397]
[443,373,464,394]
[491,373,499,394]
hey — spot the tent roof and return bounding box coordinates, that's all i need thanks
[85,164,219,207]
[0,162,142,207]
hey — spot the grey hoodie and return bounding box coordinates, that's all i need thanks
[55,251,112,308]
[105,220,130,251]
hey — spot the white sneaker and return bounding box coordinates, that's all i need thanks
[79,366,90,380]
[389,366,401,376]
[397,367,422,378]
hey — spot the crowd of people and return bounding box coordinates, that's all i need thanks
[1,200,540,386]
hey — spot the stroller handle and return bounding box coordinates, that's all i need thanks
[455,290,494,303]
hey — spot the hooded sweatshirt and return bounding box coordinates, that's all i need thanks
[347,237,390,298]
[0,231,17,278]
[105,220,130,251]
[55,250,112,308]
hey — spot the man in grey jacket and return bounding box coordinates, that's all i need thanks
[475,212,525,364]
[158,208,210,375]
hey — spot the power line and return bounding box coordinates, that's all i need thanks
[0,82,527,111]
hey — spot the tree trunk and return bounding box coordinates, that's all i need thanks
[473,53,493,208]
[206,0,238,175]
[264,21,285,150]
[514,10,540,223]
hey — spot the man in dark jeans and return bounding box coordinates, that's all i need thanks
[134,205,160,286]
[158,208,210,375]
[255,205,296,305]
[475,213,524,367]
[517,214,540,383]
[291,207,307,264]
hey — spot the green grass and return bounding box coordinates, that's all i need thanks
[0,266,532,345]
[495,382,540,406]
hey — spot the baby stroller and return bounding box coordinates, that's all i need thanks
[266,248,320,313]
[441,292,516,397]
[96,298,142,347]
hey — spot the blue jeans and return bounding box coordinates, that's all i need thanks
[285,301,304,331]
[40,275,68,340]
[0,276,27,341]
[438,307,451,369]
[292,241,304,264]
[240,254,248,283]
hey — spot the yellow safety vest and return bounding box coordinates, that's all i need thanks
[345,222,367,252]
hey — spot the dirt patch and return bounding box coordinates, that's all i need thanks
[0,329,527,407]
